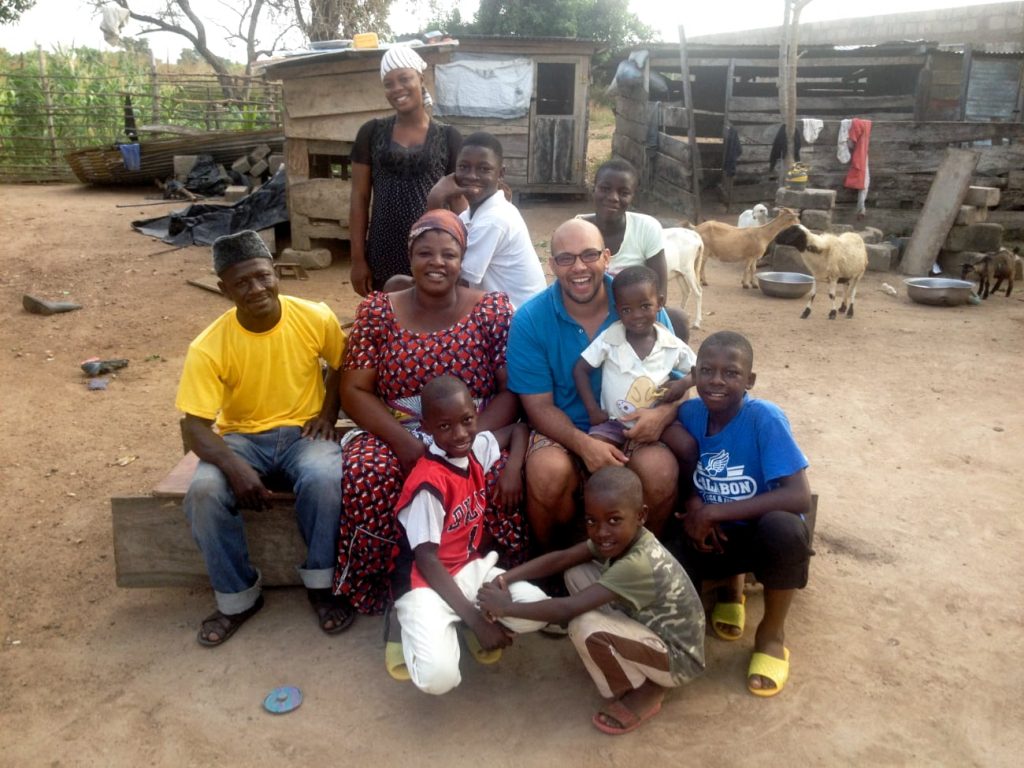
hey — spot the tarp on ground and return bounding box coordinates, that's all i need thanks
[131,170,288,246]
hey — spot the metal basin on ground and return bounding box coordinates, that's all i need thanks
[756,272,815,299]
[904,277,975,306]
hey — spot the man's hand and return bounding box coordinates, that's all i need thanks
[493,466,523,515]
[301,415,337,442]
[622,403,676,444]
[469,612,513,651]
[681,500,726,553]
[576,435,628,473]
[223,459,272,512]
[478,577,513,619]
[587,408,610,427]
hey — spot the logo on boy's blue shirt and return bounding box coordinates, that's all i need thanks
[693,450,757,502]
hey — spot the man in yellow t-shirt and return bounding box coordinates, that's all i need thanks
[177,230,351,647]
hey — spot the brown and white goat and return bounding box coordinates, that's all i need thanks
[961,249,1018,298]
[775,225,868,319]
[695,208,800,289]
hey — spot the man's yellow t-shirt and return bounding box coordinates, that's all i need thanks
[175,295,346,434]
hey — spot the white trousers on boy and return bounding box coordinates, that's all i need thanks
[395,551,547,695]
[566,563,677,699]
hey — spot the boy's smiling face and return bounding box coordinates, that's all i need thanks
[695,343,756,419]
[455,145,504,207]
[422,389,478,459]
[584,488,646,560]
[614,281,662,338]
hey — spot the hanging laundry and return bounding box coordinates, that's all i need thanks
[100,3,131,46]
[723,126,742,177]
[768,124,801,174]
[837,119,852,163]
[801,118,824,144]
[118,143,141,171]
[842,118,872,215]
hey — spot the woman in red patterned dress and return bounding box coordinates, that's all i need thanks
[334,209,526,615]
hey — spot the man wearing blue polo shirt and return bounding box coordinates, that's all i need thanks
[507,218,680,552]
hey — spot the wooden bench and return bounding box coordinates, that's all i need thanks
[111,451,309,588]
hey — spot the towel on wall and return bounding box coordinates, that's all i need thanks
[768,124,801,173]
[844,118,872,191]
[801,118,824,143]
[837,119,852,163]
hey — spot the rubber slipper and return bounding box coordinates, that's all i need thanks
[461,625,502,664]
[196,593,264,647]
[711,595,745,641]
[385,640,411,681]
[747,647,790,697]
[307,588,355,635]
[592,698,663,735]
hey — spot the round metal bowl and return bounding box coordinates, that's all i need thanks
[756,271,815,299]
[904,277,975,306]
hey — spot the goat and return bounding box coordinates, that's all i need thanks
[695,208,801,289]
[775,225,867,319]
[961,249,1018,298]
[737,203,769,228]
[662,227,704,329]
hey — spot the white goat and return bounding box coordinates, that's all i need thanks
[775,225,868,319]
[662,227,704,329]
[695,208,800,289]
[737,203,768,228]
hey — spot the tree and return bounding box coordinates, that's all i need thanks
[463,0,653,44]
[779,0,813,170]
[284,0,393,42]
[0,0,36,25]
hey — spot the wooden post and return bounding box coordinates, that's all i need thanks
[959,44,973,121]
[37,46,58,166]
[723,58,736,212]
[678,25,702,223]
[149,58,161,125]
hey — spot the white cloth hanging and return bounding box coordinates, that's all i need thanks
[100,3,131,46]
[802,118,824,143]
[837,119,853,163]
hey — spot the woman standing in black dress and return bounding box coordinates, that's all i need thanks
[348,46,462,295]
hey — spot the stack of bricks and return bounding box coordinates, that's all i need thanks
[936,186,1003,275]
[771,186,897,273]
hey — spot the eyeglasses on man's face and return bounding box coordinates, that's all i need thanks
[552,248,604,267]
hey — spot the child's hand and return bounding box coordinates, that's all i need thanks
[478,579,512,618]
[588,408,609,427]
[470,613,513,651]
[493,467,523,514]
[682,502,727,553]
[657,378,690,405]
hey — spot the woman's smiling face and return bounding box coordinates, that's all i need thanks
[410,230,463,294]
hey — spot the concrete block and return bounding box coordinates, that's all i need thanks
[770,244,812,275]
[865,242,898,272]
[1007,170,1024,190]
[775,187,836,211]
[829,223,854,234]
[230,156,251,174]
[281,247,332,270]
[248,159,269,177]
[800,209,832,231]
[223,185,248,203]
[955,205,988,225]
[173,155,198,181]
[854,226,884,245]
[257,227,276,255]
[944,223,1003,252]
[963,186,1000,208]
[268,154,285,175]
[249,144,272,162]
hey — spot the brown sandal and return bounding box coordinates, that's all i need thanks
[307,588,355,635]
[196,594,264,647]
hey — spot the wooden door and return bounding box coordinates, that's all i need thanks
[528,59,585,186]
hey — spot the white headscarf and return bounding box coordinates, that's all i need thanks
[379,46,433,108]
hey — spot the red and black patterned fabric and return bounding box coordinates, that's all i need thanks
[332,291,526,614]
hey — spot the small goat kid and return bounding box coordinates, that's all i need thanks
[737,203,769,228]
[662,227,704,329]
[695,208,800,289]
[961,249,1018,298]
[775,225,867,319]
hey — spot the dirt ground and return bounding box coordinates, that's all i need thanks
[1,183,1022,767]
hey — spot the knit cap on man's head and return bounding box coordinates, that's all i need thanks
[212,230,272,275]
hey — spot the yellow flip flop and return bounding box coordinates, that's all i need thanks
[747,647,790,697]
[461,626,502,665]
[385,640,411,681]
[710,595,745,641]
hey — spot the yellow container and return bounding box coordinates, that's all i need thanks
[353,33,379,49]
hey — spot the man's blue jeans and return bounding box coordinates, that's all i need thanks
[183,427,341,614]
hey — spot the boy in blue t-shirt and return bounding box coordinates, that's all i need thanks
[673,331,812,698]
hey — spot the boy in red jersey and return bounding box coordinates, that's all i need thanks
[392,375,546,694]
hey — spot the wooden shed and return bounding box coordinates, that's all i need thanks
[262,36,598,258]
[612,41,1024,234]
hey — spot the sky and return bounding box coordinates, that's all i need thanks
[0,0,1008,63]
